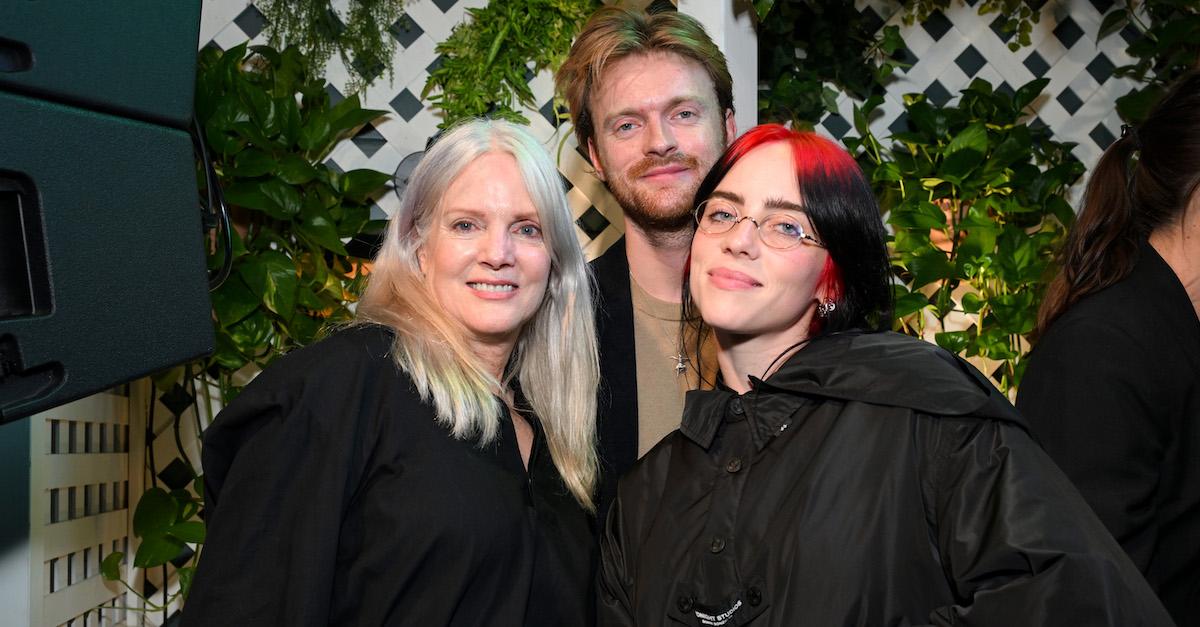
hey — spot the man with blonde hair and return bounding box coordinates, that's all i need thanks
[556,5,735,517]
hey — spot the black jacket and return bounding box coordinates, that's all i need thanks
[1018,242,1200,625]
[184,325,596,626]
[599,331,1172,626]
[591,239,639,523]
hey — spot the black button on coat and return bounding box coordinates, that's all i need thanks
[599,331,1172,626]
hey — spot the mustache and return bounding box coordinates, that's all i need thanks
[628,154,700,178]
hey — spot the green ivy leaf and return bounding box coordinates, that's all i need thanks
[1013,78,1049,111]
[341,169,392,204]
[231,149,278,178]
[278,154,319,185]
[907,250,956,288]
[224,180,288,220]
[133,534,186,569]
[329,94,388,137]
[961,292,985,314]
[299,111,333,153]
[239,251,299,318]
[277,95,303,147]
[1116,85,1166,124]
[211,331,249,371]
[892,287,932,317]
[228,310,274,354]
[935,330,972,354]
[754,0,776,22]
[132,488,177,537]
[259,178,303,218]
[285,313,326,346]
[990,292,1036,334]
[178,566,197,598]
[167,521,207,544]
[298,205,349,255]
[100,551,123,581]
[210,273,258,326]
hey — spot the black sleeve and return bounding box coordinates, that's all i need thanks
[922,417,1173,626]
[1016,317,1166,570]
[181,343,381,627]
[597,494,637,627]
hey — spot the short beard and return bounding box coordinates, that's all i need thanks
[607,153,701,237]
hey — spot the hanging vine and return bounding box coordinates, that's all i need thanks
[422,0,601,128]
[259,0,407,93]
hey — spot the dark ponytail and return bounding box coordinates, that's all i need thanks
[1039,70,1200,333]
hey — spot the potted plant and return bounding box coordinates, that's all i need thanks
[844,78,1085,392]
[101,41,392,610]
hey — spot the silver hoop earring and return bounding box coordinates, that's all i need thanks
[816,299,836,318]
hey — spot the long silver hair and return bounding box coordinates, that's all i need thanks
[356,118,599,509]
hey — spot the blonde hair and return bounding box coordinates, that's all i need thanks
[356,118,599,509]
[555,6,734,149]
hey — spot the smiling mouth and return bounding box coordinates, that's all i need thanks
[468,282,516,292]
[708,268,762,289]
[641,165,689,178]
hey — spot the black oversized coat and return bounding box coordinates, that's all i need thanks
[183,325,596,626]
[1018,242,1200,624]
[599,331,1172,626]
[591,238,640,523]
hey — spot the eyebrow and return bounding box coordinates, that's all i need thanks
[601,96,704,129]
[709,191,806,213]
[440,206,541,222]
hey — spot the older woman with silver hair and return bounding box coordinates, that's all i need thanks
[184,118,600,626]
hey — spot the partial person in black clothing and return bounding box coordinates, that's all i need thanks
[1018,71,1200,625]
[183,119,601,626]
[598,124,1173,626]
[556,7,736,519]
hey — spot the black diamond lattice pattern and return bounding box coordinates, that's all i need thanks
[955,45,987,77]
[390,14,423,48]
[576,207,609,240]
[921,10,953,40]
[1053,16,1084,49]
[233,4,266,39]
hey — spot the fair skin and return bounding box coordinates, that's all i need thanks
[417,152,551,466]
[689,142,831,394]
[587,51,735,303]
[1149,189,1200,321]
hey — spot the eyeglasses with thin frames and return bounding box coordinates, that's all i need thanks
[693,199,825,249]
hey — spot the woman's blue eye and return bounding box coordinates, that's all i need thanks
[775,221,801,235]
[710,210,736,222]
[515,224,542,238]
[452,221,477,232]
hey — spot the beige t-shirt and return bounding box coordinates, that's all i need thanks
[630,279,714,456]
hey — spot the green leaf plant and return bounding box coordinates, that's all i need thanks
[1095,0,1200,123]
[259,0,407,93]
[756,0,908,128]
[196,42,389,400]
[101,42,391,608]
[422,0,600,128]
[844,78,1085,392]
[900,0,1039,51]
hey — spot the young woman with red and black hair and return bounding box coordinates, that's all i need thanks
[598,125,1171,626]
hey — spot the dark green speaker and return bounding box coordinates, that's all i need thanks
[0,1,201,130]
[0,3,212,422]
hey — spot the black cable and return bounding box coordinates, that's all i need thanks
[192,116,233,291]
